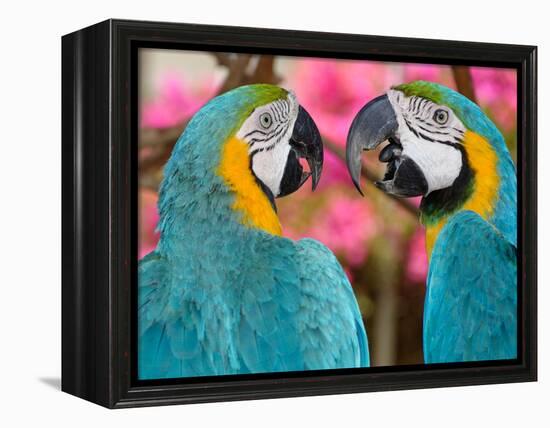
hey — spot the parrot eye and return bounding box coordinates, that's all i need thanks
[259,112,273,129]
[433,109,449,125]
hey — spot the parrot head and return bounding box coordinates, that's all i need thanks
[345,80,516,252]
[348,80,499,198]
[224,84,323,199]
[160,84,322,236]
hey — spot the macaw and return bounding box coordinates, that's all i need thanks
[139,84,369,379]
[346,81,516,364]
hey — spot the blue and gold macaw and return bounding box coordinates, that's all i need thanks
[139,84,369,379]
[346,81,516,364]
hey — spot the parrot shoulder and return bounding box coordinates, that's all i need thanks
[294,238,370,368]
[425,210,517,363]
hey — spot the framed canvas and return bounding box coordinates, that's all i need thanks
[61,19,537,408]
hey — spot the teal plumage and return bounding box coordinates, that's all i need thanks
[411,82,518,363]
[138,85,369,379]
[423,211,517,363]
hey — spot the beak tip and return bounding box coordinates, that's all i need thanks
[352,179,364,197]
[311,168,321,192]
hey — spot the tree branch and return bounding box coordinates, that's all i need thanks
[452,66,477,103]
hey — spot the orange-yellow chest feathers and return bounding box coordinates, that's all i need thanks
[425,130,500,257]
[217,137,282,236]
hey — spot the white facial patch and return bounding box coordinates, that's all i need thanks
[250,143,292,196]
[236,93,299,196]
[387,90,465,194]
[397,133,462,193]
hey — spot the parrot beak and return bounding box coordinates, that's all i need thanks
[346,94,428,198]
[278,105,323,197]
[346,94,398,195]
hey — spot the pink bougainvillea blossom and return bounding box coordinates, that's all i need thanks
[402,63,453,87]
[294,195,377,267]
[316,150,352,189]
[471,67,517,133]
[288,59,401,146]
[141,72,219,129]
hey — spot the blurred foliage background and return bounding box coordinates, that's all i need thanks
[138,49,517,367]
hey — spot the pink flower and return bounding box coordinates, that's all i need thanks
[141,72,219,129]
[317,150,353,189]
[471,67,517,133]
[405,227,428,284]
[290,194,377,267]
[289,59,400,145]
[403,63,453,86]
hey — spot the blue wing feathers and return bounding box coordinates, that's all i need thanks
[424,210,517,363]
[295,238,370,369]
[138,233,369,379]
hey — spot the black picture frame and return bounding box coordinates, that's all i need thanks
[61,19,537,408]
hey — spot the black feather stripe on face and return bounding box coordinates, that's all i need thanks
[246,100,292,151]
[238,96,297,198]
[402,96,465,147]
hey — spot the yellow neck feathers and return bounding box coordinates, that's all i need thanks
[425,130,500,257]
[217,137,282,236]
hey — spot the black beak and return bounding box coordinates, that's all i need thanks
[278,106,323,197]
[345,94,428,198]
[346,95,398,195]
